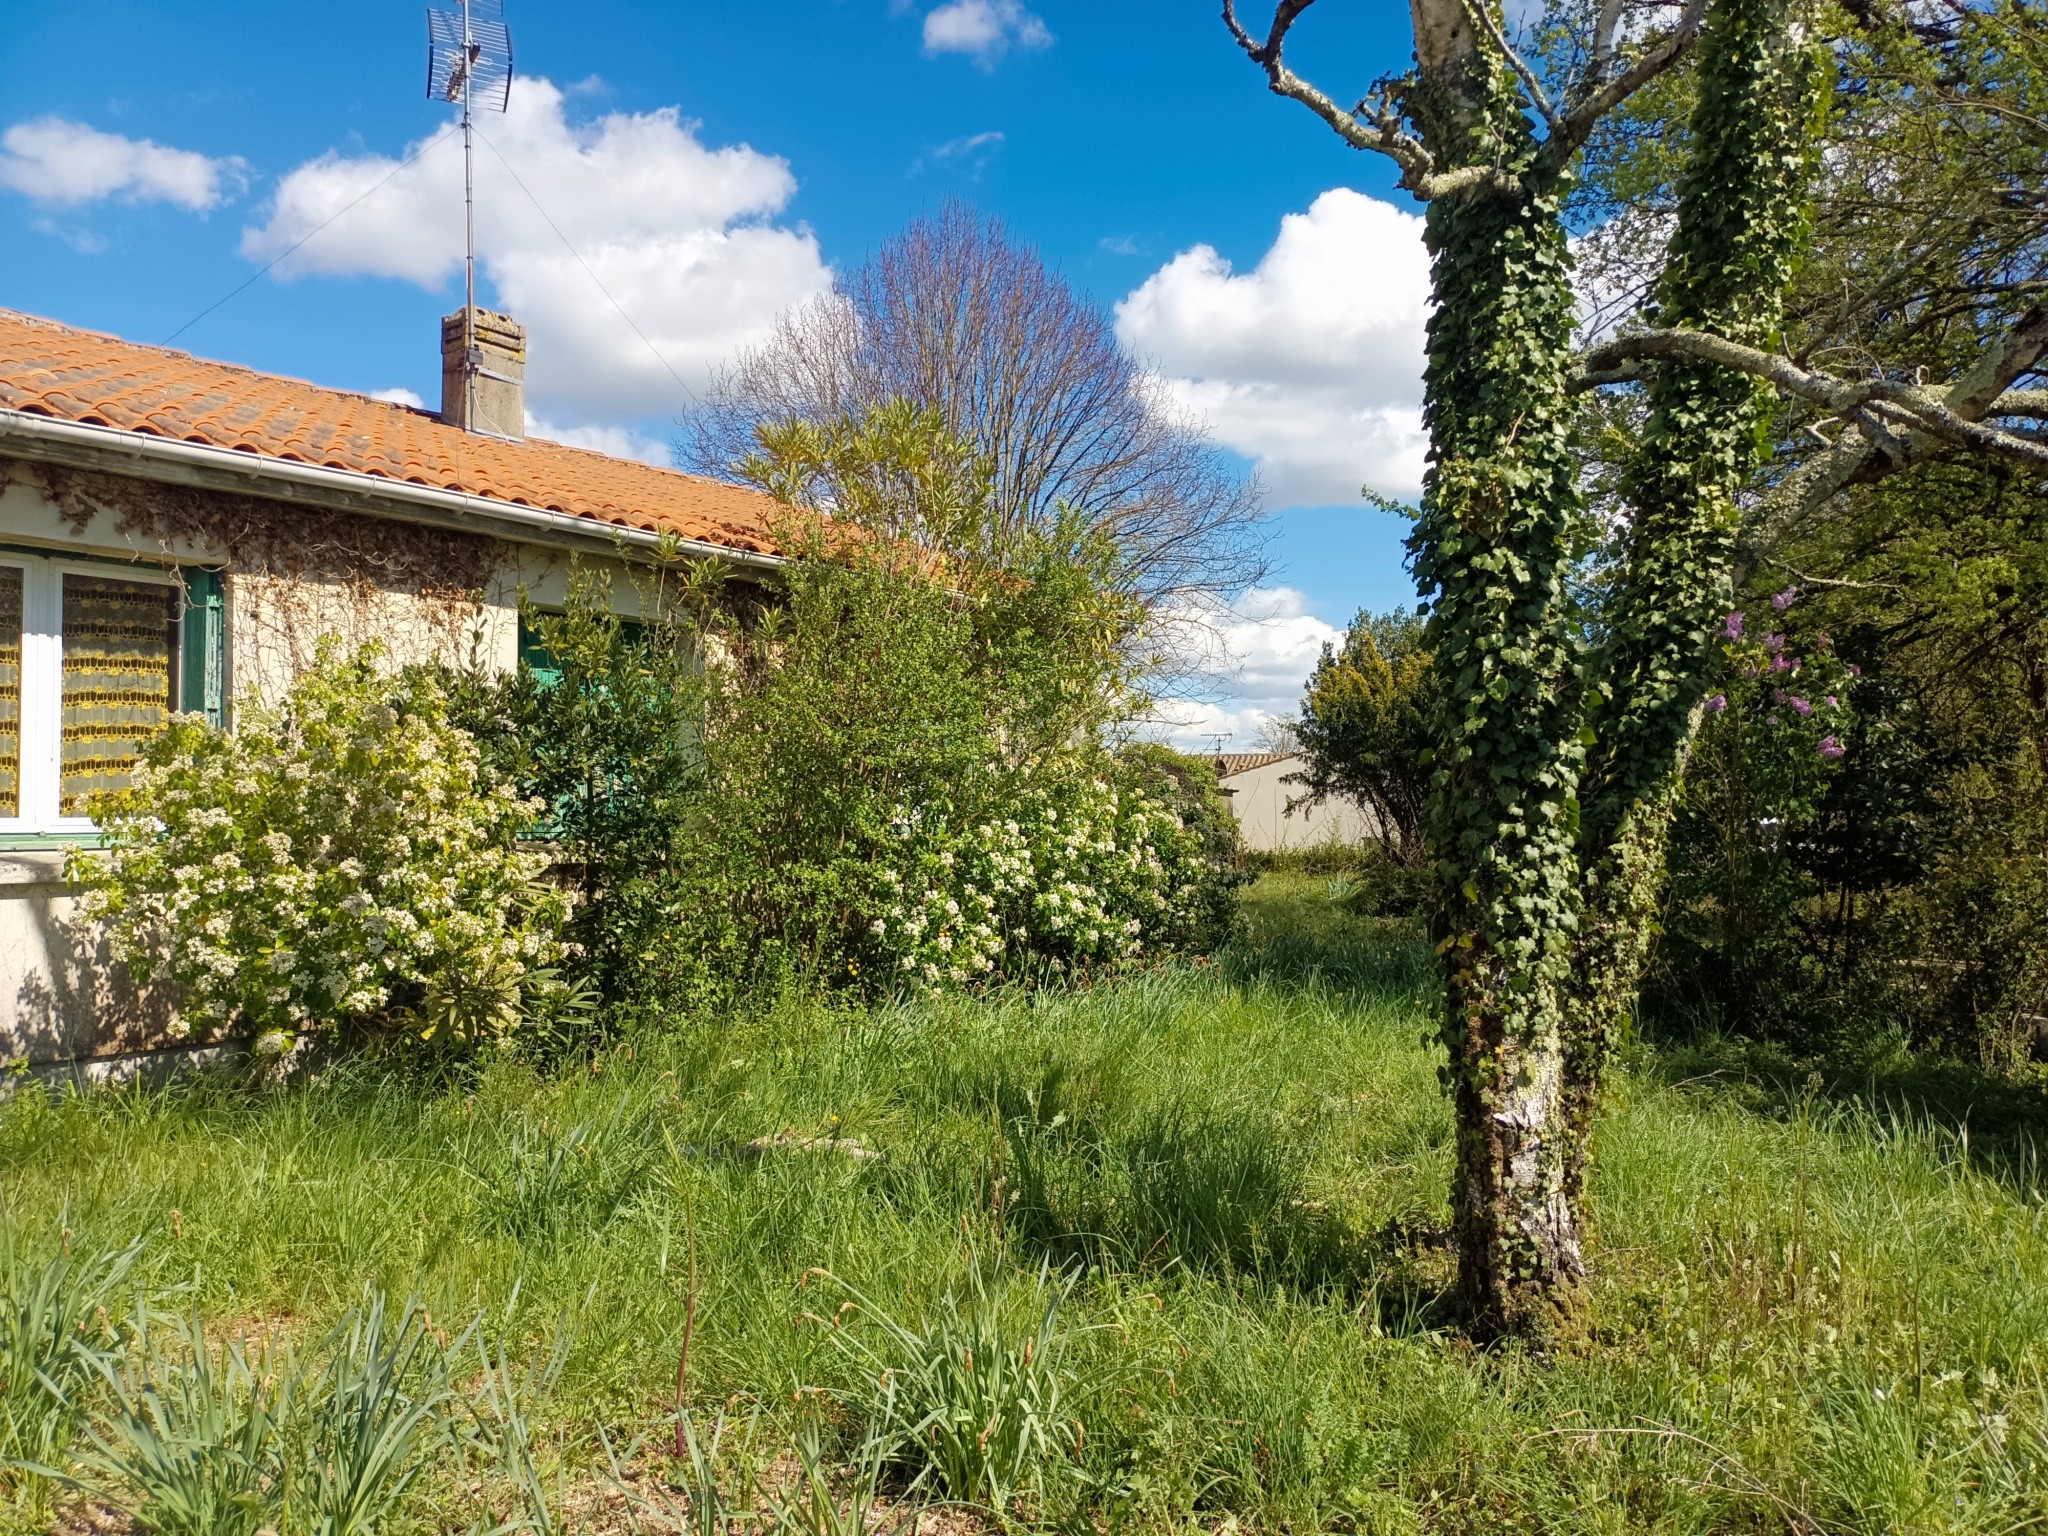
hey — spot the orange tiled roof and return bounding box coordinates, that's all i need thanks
[1214,752,1297,778]
[0,308,784,558]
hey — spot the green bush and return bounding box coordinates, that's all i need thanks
[1292,607,1433,866]
[76,642,570,1051]
[1654,601,1865,1038]
[451,556,720,1018]
[471,405,1247,1016]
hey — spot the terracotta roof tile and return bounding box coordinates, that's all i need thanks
[0,308,784,557]
[1213,752,1297,778]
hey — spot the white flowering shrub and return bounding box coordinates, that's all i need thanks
[74,643,570,1047]
[864,752,1237,993]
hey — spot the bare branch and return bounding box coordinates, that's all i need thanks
[1222,0,1479,198]
[1457,0,1565,136]
[1768,301,2048,516]
[1576,326,2048,470]
[686,204,1268,608]
[1991,388,2048,418]
[1589,0,1627,79]
[1552,0,1708,165]
[1942,301,2048,418]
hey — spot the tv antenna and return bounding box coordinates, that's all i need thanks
[427,0,513,363]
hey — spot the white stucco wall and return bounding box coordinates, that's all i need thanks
[1220,754,1380,852]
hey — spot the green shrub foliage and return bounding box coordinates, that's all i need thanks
[453,558,721,1014]
[76,642,571,1050]
[1656,594,1858,1033]
[477,404,1245,1017]
[1292,607,1433,865]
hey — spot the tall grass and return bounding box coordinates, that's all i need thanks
[73,1313,289,1536]
[0,1230,142,1523]
[826,1255,1080,1512]
[2,877,2046,1532]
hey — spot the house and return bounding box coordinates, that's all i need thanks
[0,304,787,1072]
[1212,751,1378,853]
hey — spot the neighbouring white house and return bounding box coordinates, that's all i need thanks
[0,304,789,1072]
[1212,752,1379,852]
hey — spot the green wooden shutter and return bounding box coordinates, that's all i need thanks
[179,568,225,726]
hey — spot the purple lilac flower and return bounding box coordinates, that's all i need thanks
[1763,632,1786,654]
[1767,714,1781,726]
[1721,611,1745,640]
[1788,695,1813,718]
[1770,653,1794,673]
[1848,663,1862,677]
[1771,585,1800,611]
[1818,735,1846,759]
[1704,693,1728,714]
[1825,695,1838,708]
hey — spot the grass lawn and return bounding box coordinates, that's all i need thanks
[5,875,2048,1533]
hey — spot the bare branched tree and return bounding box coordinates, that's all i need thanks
[684,202,1267,606]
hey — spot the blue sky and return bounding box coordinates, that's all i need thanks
[0,0,1433,747]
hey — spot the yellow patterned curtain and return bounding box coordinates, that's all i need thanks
[0,567,19,818]
[61,575,177,816]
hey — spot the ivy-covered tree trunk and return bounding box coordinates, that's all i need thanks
[1567,0,1823,1211]
[1411,110,1593,1334]
[1226,0,1820,1336]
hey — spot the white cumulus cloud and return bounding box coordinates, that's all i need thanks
[526,415,673,468]
[1143,586,1344,751]
[1116,188,1432,507]
[369,386,427,409]
[922,0,1053,65]
[0,118,246,210]
[241,78,831,432]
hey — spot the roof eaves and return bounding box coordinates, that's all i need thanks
[0,407,787,573]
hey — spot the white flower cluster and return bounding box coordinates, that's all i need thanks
[861,753,1220,995]
[76,643,568,1043]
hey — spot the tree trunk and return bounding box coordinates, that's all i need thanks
[1411,124,1591,1335]
[1564,0,1825,1204]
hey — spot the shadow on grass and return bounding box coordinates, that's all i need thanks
[1639,1022,2048,1192]
[1221,876,1437,1005]
[922,1080,1454,1331]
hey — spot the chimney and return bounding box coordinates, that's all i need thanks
[440,307,526,439]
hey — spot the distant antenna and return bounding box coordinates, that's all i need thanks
[427,0,513,366]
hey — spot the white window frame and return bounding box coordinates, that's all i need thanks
[0,553,185,837]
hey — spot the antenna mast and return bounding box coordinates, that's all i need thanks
[463,0,474,346]
[427,0,513,382]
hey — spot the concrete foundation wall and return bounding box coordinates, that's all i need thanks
[0,849,185,1063]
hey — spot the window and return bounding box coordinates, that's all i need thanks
[0,556,222,835]
[517,611,646,689]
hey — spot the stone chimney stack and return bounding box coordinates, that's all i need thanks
[440,308,526,439]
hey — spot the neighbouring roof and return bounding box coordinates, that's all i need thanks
[1214,752,1298,779]
[0,308,784,557]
